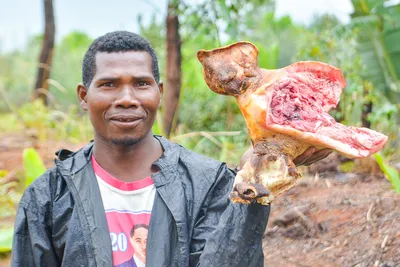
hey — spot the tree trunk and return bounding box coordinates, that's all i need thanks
[163,1,181,138]
[361,100,372,128]
[34,0,55,105]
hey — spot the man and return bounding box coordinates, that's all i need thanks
[130,224,148,267]
[12,31,330,267]
[117,224,149,267]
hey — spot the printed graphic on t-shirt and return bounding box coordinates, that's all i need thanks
[91,156,155,267]
[108,211,150,267]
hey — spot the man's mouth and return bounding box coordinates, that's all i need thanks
[112,117,140,122]
[109,115,144,127]
[109,114,144,121]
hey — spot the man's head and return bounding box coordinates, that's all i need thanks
[82,31,160,88]
[77,31,163,147]
[130,224,148,263]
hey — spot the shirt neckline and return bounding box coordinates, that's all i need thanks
[91,155,154,191]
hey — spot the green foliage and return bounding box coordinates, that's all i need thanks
[0,0,398,164]
[374,153,400,193]
[171,131,249,167]
[0,171,20,217]
[295,16,365,124]
[295,7,400,158]
[0,228,13,252]
[23,148,46,187]
[257,43,279,69]
[138,14,166,82]
[368,102,399,156]
[350,1,400,155]
[142,0,292,163]
[339,161,355,173]
[0,113,22,132]
[0,35,41,110]
[0,31,93,111]
[350,1,400,103]
[152,113,164,136]
[17,99,52,140]
[241,11,303,68]
[0,191,19,220]
[0,148,46,253]
[0,171,21,253]
[13,100,92,143]
[50,32,93,107]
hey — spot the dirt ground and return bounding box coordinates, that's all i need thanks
[263,174,400,267]
[1,133,399,267]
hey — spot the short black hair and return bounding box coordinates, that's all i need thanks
[82,31,160,88]
[130,224,149,238]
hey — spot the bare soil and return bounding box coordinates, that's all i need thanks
[1,133,399,267]
[263,170,400,267]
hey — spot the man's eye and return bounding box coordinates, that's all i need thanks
[101,82,115,87]
[137,81,150,87]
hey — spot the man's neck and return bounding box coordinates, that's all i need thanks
[93,133,163,182]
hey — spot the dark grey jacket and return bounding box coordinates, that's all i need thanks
[12,136,270,267]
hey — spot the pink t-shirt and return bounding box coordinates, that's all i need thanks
[92,156,155,267]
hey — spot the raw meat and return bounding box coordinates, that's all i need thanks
[197,41,388,205]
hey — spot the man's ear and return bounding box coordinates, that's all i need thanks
[158,81,164,95]
[158,81,164,107]
[77,83,88,111]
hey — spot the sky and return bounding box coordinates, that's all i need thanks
[0,0,354,52]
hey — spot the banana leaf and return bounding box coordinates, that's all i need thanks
[23,148,46,187]
[350,1,400,103]
[374,153,400,193]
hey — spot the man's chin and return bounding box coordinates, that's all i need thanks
[111,138,140,146]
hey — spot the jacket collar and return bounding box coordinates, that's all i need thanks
[54,135,181,185]
[152,135,180,177]
[54,141,93,177]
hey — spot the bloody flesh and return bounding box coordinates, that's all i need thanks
[197,42,388,205]
[265,67,386,158]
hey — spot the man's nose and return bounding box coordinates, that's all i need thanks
[141,241,146,250]
[114,86,140,108]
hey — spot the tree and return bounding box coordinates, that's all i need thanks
[34,0,55,105]
[162,0,182,138]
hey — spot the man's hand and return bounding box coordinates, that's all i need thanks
[293,147,332,166]
[239,146,332,169]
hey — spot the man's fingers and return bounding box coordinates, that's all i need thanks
[242,145,333,168]
[293,147,316,166]
[240,146,253,169]
[293,147,333,166]
[303,149,332,166]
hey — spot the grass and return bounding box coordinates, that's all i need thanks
[0,113,23,132]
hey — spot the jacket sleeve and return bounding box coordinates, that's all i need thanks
[189,164,270,267]
[11,177,60,267]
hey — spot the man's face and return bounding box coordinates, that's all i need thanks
[130,227,148,263]
[78,51,162,146]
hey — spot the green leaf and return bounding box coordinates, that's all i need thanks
[351,0,385,17]
[351,2,400,103]
[256,42,279,69]
[374,153,400,193]
[23,148,46,187]
[0,227,13,252]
